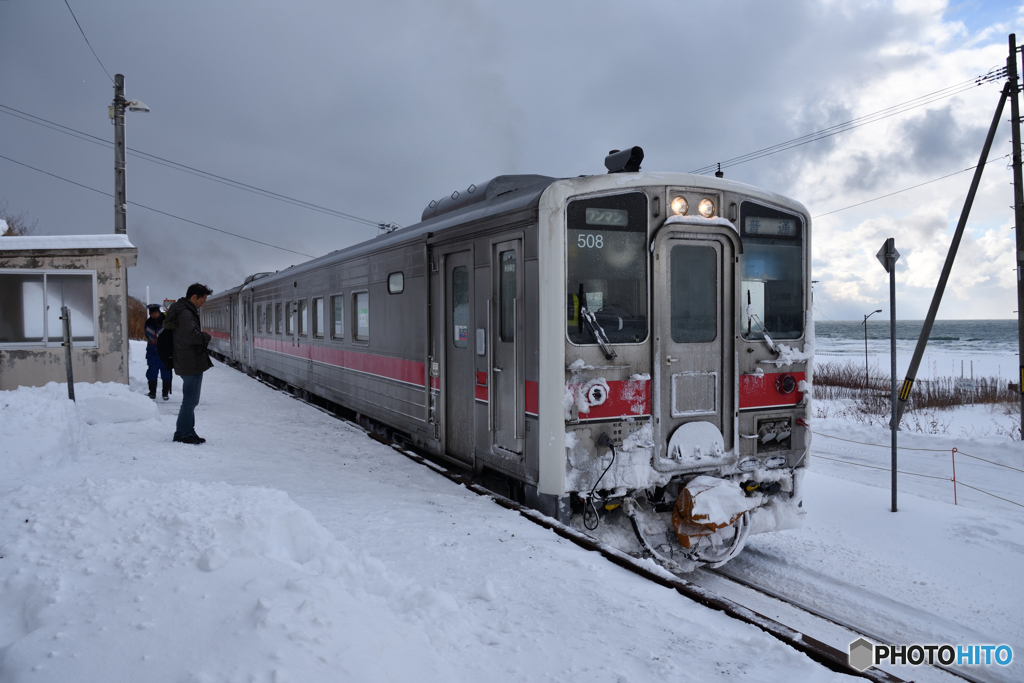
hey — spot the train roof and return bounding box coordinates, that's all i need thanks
[214,169,808,299]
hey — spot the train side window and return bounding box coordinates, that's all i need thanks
[499,250,515,342]
[285,302,294,335]
[331,295,344,339]
[388,272,404,294]
[275,302,283,334]
[354,291,369,342]
[256,304,263,333]
[452,266,469,348]
[298,299,308,337]
[313,297,324,338]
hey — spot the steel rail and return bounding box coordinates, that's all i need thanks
[238,364,903,680]
[708,567,991,683]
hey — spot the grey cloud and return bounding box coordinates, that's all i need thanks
[897,104,988,172]
[0,0,1017,312]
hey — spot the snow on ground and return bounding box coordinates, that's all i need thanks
[1,341,1021,681]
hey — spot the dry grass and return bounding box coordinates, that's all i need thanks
[128,296,147,341]
[812,360,1021,438]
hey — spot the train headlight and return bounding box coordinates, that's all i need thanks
[698,198,716,218]
[670,196,688,216]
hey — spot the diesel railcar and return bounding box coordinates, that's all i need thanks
[203,148,812,567]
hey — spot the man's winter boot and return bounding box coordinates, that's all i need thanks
[162,380,170,401]
[148,380,157,399]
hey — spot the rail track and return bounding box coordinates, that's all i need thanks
[253,370,990,683]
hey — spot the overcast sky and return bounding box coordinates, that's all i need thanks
[1,0,1023,319]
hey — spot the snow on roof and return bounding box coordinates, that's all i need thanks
[0,234,136,251]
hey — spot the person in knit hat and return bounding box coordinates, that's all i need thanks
[144,304,172,400]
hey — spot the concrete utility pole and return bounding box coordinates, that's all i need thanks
[1008,35,1024,436]
[109,74,149,235]
[112,75,127,235]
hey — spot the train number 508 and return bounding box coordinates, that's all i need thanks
[577,234,604,249]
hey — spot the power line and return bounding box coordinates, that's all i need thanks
[0,152,316,258]
[811,154,1010,218]
[62,0,113,83]
[0,103,383,229]
[690,69,1005,175]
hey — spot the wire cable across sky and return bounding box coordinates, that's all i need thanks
[0,103,383,230]
[62,0,113,83]
[0,152,316,258]
[690,69,1005,176]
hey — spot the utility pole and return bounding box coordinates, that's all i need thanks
[109,74,149,235]
[1008,35,1024,436]
[112,74,127,235]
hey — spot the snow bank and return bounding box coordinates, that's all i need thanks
[0,381,158,476]
[0,478,454,682]
[1,383,84,474]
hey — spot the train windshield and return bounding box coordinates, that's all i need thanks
[739,202,804,340]
[566,192,648,345]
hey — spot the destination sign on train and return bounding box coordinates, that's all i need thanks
[585,207,629,226]
[744,217,797,236]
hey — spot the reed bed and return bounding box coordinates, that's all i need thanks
[812,360,1021,438]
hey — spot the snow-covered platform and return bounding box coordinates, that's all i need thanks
[1,341,1021,682]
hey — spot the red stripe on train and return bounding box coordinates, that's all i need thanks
[566,378,651,421]
[253,336,426,386]
[739,371,805,409]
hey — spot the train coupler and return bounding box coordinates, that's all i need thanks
[622,497,687,574]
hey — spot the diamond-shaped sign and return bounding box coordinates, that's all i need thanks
[876,240,900,273]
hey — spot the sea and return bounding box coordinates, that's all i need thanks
[814,319,1020,380]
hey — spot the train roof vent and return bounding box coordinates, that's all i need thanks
[243,272,273,285]
[421,174,555,221]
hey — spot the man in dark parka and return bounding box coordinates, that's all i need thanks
[163,283,214,444]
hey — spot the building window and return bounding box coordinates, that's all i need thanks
[354,292,369,342]
[0,271,97,347]
[388,272,404,294]
[313,297,324,338]
[331,295,344,339]
[298,299,307,336]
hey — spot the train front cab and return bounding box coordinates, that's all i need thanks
[535,176,810,564]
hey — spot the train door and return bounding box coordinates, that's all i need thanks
[652,225,736,460]
[241,291,253,370]
[443,249,475,465]
[491,239,524,455]
[230,298,239,360]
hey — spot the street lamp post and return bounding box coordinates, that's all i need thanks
[109,74,149,235]
[863,309,882,388]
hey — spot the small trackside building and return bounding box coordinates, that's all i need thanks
[0,234,138,390]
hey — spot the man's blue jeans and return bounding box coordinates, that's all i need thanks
[175,373,203,438]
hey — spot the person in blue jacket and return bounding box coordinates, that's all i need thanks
[144,304,172,400]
